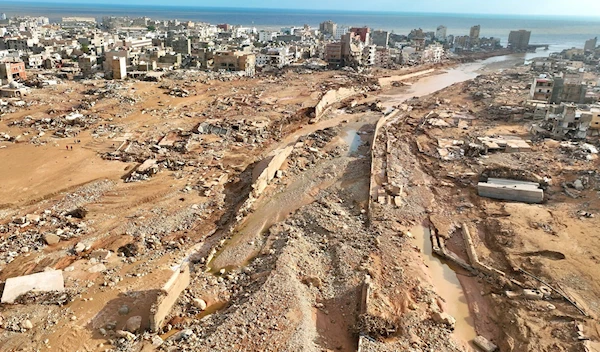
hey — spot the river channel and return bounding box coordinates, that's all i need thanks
[201,52,544,347]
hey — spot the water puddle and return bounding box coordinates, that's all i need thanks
[209,171,338,271]
[196,301,228,320]
[342,128,361,154]
[411,225,477,348]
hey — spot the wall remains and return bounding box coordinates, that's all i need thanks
[478,178,544,204]
[149,262,191,332]
[252,146,294,197]
[313,87,359,122]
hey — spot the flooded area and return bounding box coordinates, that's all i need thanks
[380,52,543,109]
[209,114,378,271]
[411,225,477,349]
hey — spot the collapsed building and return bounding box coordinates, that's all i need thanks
[531,102,595,139]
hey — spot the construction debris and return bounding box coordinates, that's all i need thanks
[1,271,65,304]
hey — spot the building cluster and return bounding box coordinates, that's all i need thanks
[527,37,600,139]
[0,13,538,85]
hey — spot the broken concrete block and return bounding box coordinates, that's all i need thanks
[169,329,194,341]
[151,335,164,347]
[389,185,402,196]
[88,264,107,273]
[90,249,112,261]
[478,178,544,204]
[149,263,191,332]
[523,289,544,300]
[25,214,41,223]
[43,233,60,245]
[432,311,456,330]
[74,242,86,253]
[473,335,498,352]
[13,217,27,225]
[393,196,403,207]
[21,319,33,330]
[505,290,521,299]
[116,330,136,340]
[1,270,65,304]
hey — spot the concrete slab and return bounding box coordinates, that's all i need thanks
[149,263,190,332]
[1,270,65,304]
[478,178,544,204]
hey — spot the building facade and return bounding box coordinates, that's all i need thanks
[584,37,597,52]
[371,30,389,48]
[529,75,554,102]
[213,51,256,76]
[319,21,337,37]
[508,30,531,51]
[0,60,27,83]
[436,25,447,42]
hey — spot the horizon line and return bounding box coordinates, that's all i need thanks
[8,1,600,20]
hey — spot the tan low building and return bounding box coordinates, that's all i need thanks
[213,51,255,76]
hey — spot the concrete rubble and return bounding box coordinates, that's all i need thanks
[1,270,65,304]
[478,178,545,203]
[0,26,599,352]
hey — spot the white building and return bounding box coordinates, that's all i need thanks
[197,25,218,39]
[258,30,279,43]
[280,27,297,35]
[123,38,153,50]
[422,43,444,63]
[112,56,126,80]
[256,47,294,68]
[256,53,268,67]
[400,46,417,64]
[334,26,349,40]
[235,27,256,37]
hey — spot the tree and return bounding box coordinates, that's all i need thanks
[147,25,156,32]
[81,44,90,54]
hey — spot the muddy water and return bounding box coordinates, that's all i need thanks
[209,115,379,271]
[209,167,339,271]
[342,129,361,154]
[380,53,536,109]
[411,226,477,350]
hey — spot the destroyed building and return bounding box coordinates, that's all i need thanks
[529,72,589,105]
[0,59,27,84]
[544,103,593,139]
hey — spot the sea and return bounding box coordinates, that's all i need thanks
[4,1,600,54]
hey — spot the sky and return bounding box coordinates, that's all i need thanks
[16,0,600,17]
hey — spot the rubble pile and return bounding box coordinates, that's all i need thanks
[287,127,345,173]
[160,84,195,98]
[14,290,76,306]
[6,112,101,140]
[464,71,532,120]
[83,83,140,105]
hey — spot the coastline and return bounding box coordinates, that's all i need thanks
[1,3,598,47]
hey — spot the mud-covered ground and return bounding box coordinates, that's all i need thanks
[2,54,598,352]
